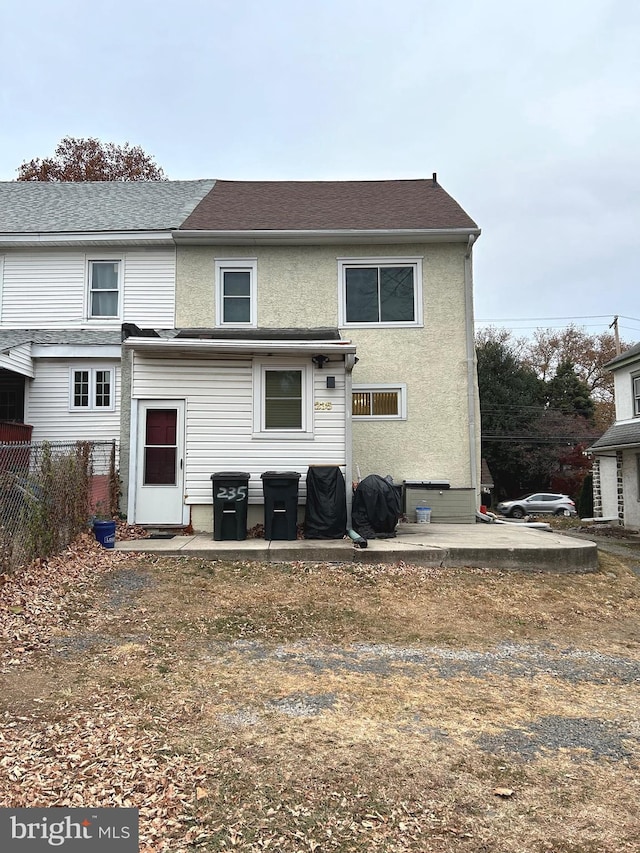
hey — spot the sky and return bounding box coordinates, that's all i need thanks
[1,0,639,342]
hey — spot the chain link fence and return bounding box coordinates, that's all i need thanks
[0,440,118,573]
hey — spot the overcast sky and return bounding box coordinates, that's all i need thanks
[1,0,639,341]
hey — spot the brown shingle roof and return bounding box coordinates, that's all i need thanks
[180,178,478,232]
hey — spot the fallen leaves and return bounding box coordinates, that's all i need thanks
[0,696,213,851]
[0,533,147,672]
[493,787,515,798]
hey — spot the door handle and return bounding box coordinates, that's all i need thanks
[180,458,183,470]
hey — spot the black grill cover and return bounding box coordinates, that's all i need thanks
[351,474,402,539]
[304,466,347,539]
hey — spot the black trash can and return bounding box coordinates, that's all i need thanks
[261,471,301,540]
[211,472,250,541]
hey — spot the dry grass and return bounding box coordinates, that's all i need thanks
[1,544,639,851]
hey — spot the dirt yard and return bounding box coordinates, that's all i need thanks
[1,535,639,852]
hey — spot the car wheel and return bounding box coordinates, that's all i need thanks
[555,508,571,517]
[510,507,525,519]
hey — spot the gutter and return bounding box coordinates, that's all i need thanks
[172,227,481,246]
[0,231,175,247]
[465,234,479,497]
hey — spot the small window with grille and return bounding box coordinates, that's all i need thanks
[70,368,115,411]
[352,385,406,420]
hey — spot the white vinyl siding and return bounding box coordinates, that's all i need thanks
[131,354,346,505]
[0,248,175,328]
[122,250,176,326]
[26,359,121,443]
[0,342,34,378]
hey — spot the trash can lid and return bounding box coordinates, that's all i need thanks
[211,471,251,479]
[260,471,301,480]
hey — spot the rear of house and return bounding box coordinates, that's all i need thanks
[120,178,482,531]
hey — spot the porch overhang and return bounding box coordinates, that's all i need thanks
[123,337,357,359]
[0,342,34,378]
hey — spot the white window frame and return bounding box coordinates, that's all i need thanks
[338,257,423,328]
[215,258,257,328]
[69,367,115,412]
[633,375,640,417]
[252,360,314,439]
[86,258,122,321]
[352,383,407,420]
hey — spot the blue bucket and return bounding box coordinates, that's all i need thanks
[93,519,116,549]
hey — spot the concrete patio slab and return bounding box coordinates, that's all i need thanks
[115,522,599,572]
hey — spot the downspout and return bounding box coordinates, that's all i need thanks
[344,352,357,527]
[464,235,479,498]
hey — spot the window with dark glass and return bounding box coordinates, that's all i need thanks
[89,260,119,318]
[143,408,177,485]
[633,376,640,416]
[222,270,251,323]
[264,370,302,429]
[345,265,415,323]
[73,370,90,408]
[95,370,111,408]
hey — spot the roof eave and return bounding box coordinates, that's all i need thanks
[172,227,481,246]
[0,231,176,248]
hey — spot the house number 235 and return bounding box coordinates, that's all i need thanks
[314,401,333,411]
[216,486,247,501]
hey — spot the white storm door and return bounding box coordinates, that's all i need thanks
[135,400,185,524]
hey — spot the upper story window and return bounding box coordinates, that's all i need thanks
[338,257,423,327]
[215,258,257,327]
[88,260,120,319]
[70,367,115,411]
[633,376,640,416]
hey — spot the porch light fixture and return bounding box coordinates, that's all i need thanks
[312,354,330,369]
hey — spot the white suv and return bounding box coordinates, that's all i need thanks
[496,493,577,519]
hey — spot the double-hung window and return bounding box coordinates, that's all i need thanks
[70,368,115,411]
[215,258,257,327]
[253,361,313,437]
[633,376,640,417]
[352,384,407,420]
[88,260,120,319]
[338,257,423,327]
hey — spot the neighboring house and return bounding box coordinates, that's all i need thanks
[119,177,482,530]
[0,180,214,447]
[589,342,640,528]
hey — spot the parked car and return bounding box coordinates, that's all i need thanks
[496,493,577,519]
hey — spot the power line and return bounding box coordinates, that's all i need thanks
[475,314,613,322]
[475,313,640,327]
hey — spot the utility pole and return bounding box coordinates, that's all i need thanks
[609,315,621,355]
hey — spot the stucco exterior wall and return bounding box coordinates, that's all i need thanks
[598,454,619,518]
[176,242,473,487]
[613,363,640,421]
[621,449,640,527]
